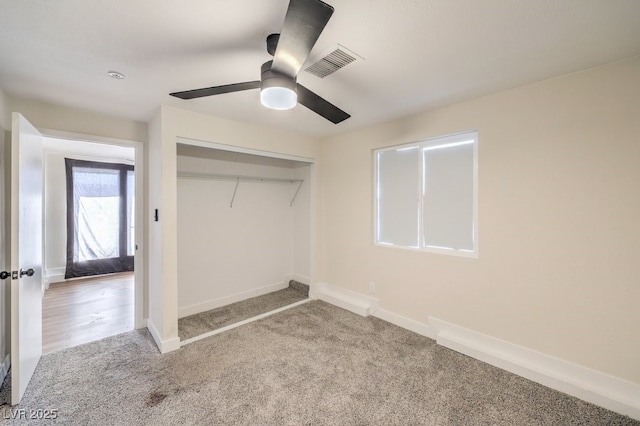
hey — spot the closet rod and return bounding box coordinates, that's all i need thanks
[177,171,305,207]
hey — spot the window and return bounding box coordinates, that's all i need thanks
[65,159,135,278]
[374,131,478,257]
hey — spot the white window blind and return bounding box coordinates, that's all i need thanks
[374,132,478,257]
[376,146,420,247]
[422,141,475,251]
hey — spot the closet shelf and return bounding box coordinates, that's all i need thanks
[177,171,301,184]
[177,171,304,207]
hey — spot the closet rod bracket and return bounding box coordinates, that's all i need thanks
[230,177,240,208]
[290,180,304,207]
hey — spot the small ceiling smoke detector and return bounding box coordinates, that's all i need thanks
[107,70,125,80]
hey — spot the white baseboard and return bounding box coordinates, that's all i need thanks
[45,267,66,284]
[0,353,10,387]
[314,282,379,317]
[310,284,640,420]
[146,320,180,354]
[429,317,640,421]
[135,317,148,330]
[178,281,289,319]
[373,309,435,339]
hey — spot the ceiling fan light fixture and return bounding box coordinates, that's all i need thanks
[261,85,297,110]
[260,60,297,110]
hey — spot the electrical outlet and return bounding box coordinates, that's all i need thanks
[368,282,376,294]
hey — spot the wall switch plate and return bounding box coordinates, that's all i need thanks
[369,282,376,294]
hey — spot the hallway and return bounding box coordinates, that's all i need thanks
[42,273,134,354]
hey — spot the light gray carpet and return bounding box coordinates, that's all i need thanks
[178,284,308,340]
[1,301,637,425]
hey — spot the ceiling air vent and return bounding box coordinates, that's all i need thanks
[304,45,361,78]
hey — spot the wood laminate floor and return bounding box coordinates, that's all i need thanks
[42,273,134,354]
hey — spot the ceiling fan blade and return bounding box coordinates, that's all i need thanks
[297,84,350,124]
[170,81,260,100]
[271,0,334,78]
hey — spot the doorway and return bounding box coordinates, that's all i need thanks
[41,135,143,353]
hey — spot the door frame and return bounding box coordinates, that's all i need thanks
[0,118,9,385]
[40,128,145,329]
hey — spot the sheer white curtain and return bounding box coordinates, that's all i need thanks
[65,159,135,278]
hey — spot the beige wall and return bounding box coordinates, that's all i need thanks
[0,88,6,130]
[147,105,321,349]
[6,99,147,143]
[320,57,640,384]
[147,110,164,342]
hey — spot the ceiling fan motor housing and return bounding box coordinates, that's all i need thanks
[260,61,298,110]
[261,61,296,91]
[266,33,280,56]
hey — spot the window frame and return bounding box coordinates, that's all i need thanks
[373,130,479,258]
[65,158,135,278]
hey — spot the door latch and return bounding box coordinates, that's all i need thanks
[2,269,36,279]
[20,268,35,278]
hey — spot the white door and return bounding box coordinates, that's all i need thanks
[10,113,43,404]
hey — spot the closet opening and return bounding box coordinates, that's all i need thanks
[175,140,315,344]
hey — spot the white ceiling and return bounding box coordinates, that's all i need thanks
[1,0,639,139]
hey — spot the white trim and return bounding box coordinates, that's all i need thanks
[373,309,435,339]
[178,281,289,319]
[429,317,640,421]
[45,267,65,284]
[176,137,315,164]
[146,320,180,354]
[38,128,144,145]
[314,282,379,317]
[372,130,480,154]
[0,353,10,386]
[181,298,312,347]
[132,140,145,330]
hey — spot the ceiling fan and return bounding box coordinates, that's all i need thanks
[169,0,350,124]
